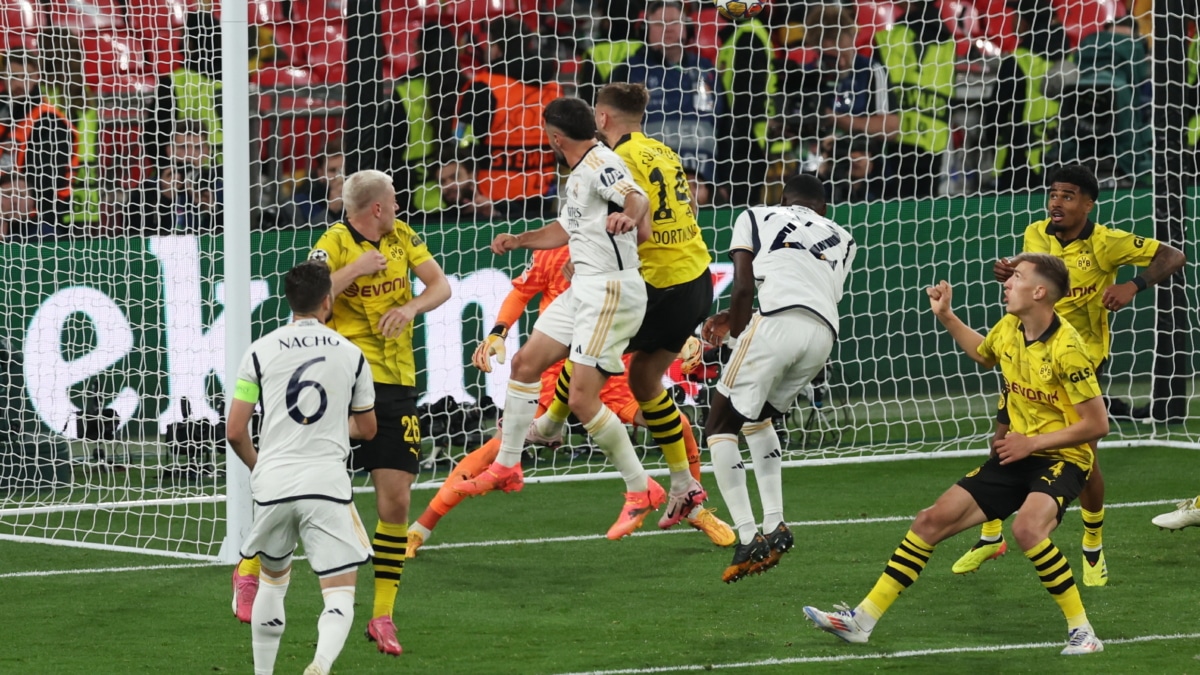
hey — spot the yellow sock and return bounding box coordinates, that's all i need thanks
[1025,538,1088,629]
[546,362,572,423]
[980,519,1003,540]
[1080,508,1104,549]
[237,555,262,578]
[860,530,934,620]
[638,391,689,474]
[371,521,407,619]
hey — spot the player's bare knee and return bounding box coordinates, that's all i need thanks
[703,397,741,438]
[1010,513,1053,550]
[508,350,542,383]
[911,505,960,545]
[568,390,601,423]
[375,489,411,523]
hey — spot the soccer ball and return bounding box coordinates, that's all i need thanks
[716,0,765,20]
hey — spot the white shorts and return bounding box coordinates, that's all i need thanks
[716,310,834,421]
[533,269,646,374]
[240,499,373,577]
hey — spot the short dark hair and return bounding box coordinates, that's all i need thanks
[1012,252,1070,302]
[1047,164,1099,201]
[781,173,827,209]
[285,261,333,315]
[596,82,649,118]
[543,97,596,141]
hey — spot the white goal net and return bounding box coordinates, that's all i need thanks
[0,0,1195,559]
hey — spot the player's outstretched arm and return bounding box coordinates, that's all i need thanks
[926,281,992,367]
[492,221,570,254]
[1101,242,1187,311]
[226,398,258,471]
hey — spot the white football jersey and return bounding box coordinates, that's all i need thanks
[729,205,856,336]
[559,143,646,276]
[235,318,375,504]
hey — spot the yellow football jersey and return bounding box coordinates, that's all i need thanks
[612,132,711,288]
[977,313,1102,472]
[1023,219,1160,363]
[309,220,433,387]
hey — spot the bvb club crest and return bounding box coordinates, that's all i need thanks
[1039,363,1054,381]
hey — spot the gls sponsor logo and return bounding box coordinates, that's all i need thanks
[1067,367,1094,384]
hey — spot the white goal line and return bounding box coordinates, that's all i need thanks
[388,438,1198,493]
[549,632,1200,675]
[0,497,1186,578]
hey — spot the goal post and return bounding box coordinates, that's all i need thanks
[218,0,254,565]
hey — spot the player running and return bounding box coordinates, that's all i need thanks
[227,261,378,675]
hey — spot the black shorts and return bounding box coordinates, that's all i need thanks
[627,271,713,354]
[957,455,1089,523]
[996,358,1107,425]
[349,384,421,474]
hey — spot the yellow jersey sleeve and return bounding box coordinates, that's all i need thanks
[1021,221,1048,253]
[977,315,1010,363]
[1056,335,1102,405]
[1093,225,1160,272]
[310,223,351,271]
[393,219,434,269]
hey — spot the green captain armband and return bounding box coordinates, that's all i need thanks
[234,379,260,403]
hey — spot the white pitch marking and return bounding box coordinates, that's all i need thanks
[0,498,1187,578]
[550,632,1200,675]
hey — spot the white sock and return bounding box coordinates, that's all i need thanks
[709,433,758,545]
[408,521,432,543]
[312,585,355,674]
[535,413,564,438]
[669,468,694,493]
[251,571,290,675]
[584,408,647,492]
[497,380,541,467]
[744,420,784,532]
[853,606,878,631]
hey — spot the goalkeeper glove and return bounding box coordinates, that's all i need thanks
[472,325,508,373]
[679,336,703,375]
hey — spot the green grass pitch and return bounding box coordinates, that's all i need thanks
[2,446,1199,674]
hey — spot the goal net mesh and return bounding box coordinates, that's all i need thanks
[0,0,1195,558]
